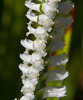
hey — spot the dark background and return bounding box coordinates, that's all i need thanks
[0,0,83,100]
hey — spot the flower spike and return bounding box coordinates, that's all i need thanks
[15,0,74,100]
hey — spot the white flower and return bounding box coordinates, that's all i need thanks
[21,86,34,94]
[27,21,35,33]
[47,53,68,67]
[55,16,73,29]
[56,58,68,65]
[19,64,29,73]
[52,27,65,39]
[25,93,34,99]
[35,27,49,38]
[26,10,37,22]
[58,0,74,14]
[20,95,33,100]
[50,38,65,52]
[41,3,56,18]
[33,59,44,71]
[20,53,42,63]
[19,64,39,78]
[21,39,34,50]
[47,65,69,82]
[25,1,40,12]
[43,86,66,98]
[34,39,46,50]
[38,14,54,32]
[21,78,38,90]
[27,24,49,39]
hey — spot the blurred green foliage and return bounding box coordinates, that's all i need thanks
[0,0,27,99]
[0,0,83,100]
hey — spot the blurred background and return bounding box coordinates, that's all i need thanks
[0,0,83,100]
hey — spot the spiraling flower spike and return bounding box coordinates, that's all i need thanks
[15,0,74,100]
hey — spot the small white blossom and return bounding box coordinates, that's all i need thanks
[47,53,67,67]
[47,65,69,82]
[55,16,73,29]
[21,39,34,50]
[20,53,42,63]
[26,10,37,22]
[38,14,54,32]
[58,0,74,14]
[43,86,66,98]
[25,1,40,12]
[20,95,33,100]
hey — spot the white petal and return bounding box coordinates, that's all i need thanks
[42,3,56,18]
[55,16,73,29]
[35,27,45,34]
[56,58,68,65]
[43,86,66,98]
[50,38,64,52]
[38,14,54,31]
[33,39,46,52]
[26,10,37,22]
[25,93,34,99]
[22,77,38,86]
[20,96,30,100]
[21,86,34,94]
[14,98,17,100]
[33,59,44,71]
[25,67,39,78]
[29,67,39,73]
[22,81,35,89]
[31,53,42,62]
[47,65,69,82]
[58,0,74,14]
[20,54,31,62]
[25,1,40,12]
[51,27,65,39]
[47,53,67,67]
[21,39,33,50]
[20,53,41,63]
[27,21,35,33]
[19,64,29,73]
[21,78,37,91]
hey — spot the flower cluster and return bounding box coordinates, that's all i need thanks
[15,0,74,100]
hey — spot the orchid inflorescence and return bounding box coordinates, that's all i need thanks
[15,0,74,100]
